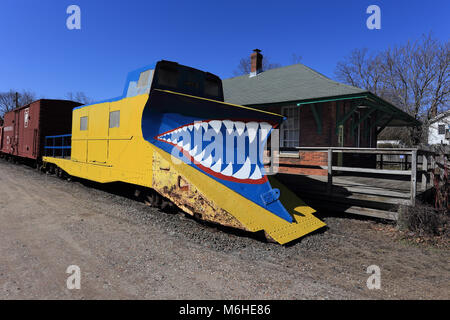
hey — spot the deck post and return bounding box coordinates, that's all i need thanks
[430,153,435,187]
[410,149,417,206]
[421,154,428,191]
[327,148,333,195]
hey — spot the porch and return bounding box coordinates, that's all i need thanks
[272,147,449,220]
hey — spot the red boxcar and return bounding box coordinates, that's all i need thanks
[0,126,3,152]
[0,99,81,161]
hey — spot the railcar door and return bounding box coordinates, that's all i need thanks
[87,103,109,164]
[71,107,88,162]
[32,129,38,157]
[0,127,3,151]
[20,107,33,158]
[12,109,20,156]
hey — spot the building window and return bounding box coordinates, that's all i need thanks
[280,106,300,148]
[80,116,88,131]
[109,111,120,128]
[438,124,445,135]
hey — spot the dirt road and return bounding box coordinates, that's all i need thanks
[0,160,448,299]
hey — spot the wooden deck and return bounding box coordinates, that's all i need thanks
[277,173,424,220]
[272,147,448,220]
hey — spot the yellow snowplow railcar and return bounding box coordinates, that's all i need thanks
[43,60,325,244]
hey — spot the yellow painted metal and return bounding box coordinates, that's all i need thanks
[149,146,326,244]
[47,95,154,187]
[151,151,246,230]
[43,93,326,244]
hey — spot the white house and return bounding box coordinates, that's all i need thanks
[377,140,406,148]
[428,110,450,145]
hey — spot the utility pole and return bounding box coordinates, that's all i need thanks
[15,92,19,108]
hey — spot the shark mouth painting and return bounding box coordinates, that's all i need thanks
[154,119,273,184]
[141,89,295,223]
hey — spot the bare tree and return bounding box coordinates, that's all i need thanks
[233,56,282,76]
[335,48,386,95]
[335,33,450,145]
[66,92,93,105]
[232,52,303,76]
[291,53,303,64]
[0,89,36,117]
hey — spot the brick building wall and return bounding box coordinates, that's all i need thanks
[266,101,377,149]
[262,101,378,175]
[276,152,328,176]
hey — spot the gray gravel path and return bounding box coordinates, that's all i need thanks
[0,160,448,299]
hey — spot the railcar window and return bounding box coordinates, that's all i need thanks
[158,67,178,88]
[137,70,151,88]
[80,116,88,131]
[153,62,224,101]
[126,69,154,98]
[109,111,120,128]
[204,78,220,98]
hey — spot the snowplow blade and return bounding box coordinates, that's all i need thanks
[141,89,325,244]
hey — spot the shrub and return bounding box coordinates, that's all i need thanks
[397,202,448,236]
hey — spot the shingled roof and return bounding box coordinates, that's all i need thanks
[223,63,366,106]
[223,63,420,127]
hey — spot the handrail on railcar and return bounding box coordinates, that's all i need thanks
[44,134,72,158]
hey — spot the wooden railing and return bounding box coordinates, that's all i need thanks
[279,147,450,207]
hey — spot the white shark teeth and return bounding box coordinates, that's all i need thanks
[210,158,222,173]
[194,149,205,163]
[234,121,245,136]
[246,122,258,143]
[259,122,272,142]
[223,120,234,134]
[158,120,274,181]
[249,166,262,180]
[209,120,221,134]
[221,163,233,176]
[201,122,209,131]
[189,145,198,156]
[201,154,213,167]
[233,158,251,179]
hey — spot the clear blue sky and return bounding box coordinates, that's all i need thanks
[0,0,448,101]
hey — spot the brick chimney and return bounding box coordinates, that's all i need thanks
[250,49,263,77]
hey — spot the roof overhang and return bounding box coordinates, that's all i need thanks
[429,110,450,124]
[247,92,421,127]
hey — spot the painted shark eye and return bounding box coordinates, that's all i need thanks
[155,120,272,183]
